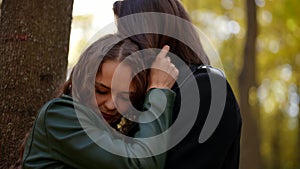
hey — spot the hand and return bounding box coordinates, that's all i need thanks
[147,45,179,91]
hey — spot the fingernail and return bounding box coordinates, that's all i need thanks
[163,45,170,51]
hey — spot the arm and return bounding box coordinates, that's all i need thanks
[45,88,175,169]
[44,45,177,169]
[22,45,178,169]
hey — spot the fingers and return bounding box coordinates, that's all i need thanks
[166,56,171,62]
[152,45,177,77]
[151,45,171,70]
[147,45,179,90]
[156,45,170,59]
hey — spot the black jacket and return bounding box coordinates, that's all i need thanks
[165,65,242,169]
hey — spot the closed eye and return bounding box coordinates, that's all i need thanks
[118,94,130,101]
[95,81,110,95]
[96,89,107,95]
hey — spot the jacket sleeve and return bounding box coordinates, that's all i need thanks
[45,88,175,169]
[165,69,242,169]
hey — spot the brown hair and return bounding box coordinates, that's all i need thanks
[70,34,147,110]
[113,0,210,66]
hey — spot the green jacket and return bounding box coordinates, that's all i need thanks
[22,88,175,169]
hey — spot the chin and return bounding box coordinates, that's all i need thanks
[107,117,121,126]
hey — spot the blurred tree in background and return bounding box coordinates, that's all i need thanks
[181,0,300,168]
[68,15,94,69]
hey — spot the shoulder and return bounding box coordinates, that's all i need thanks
[37,95,74,118]
[41,95,97,123]
[175,64,227,95]
[33,95,91,132]
[32,96,75,130]
[40,95,103,142]
[174,64,241,132]
[41,95,102,130]
[175,64,226,88]
[193,65,242,135]
[190,65,235,99]
[192,65,226,83]
[191,64,240,113]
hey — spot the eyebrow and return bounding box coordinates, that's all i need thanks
[95,81,110,90]
[119,91,136,95]
[95,81,136,95]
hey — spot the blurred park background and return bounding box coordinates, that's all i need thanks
[0,0,299,168]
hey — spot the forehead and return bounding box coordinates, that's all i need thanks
[96,60,135,91]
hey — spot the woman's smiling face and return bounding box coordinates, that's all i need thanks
[95,60,136,124]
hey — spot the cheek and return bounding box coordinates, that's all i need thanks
[116,100,131,114]
[95,94,105,106]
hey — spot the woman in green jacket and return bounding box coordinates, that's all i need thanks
[21,34,178,169]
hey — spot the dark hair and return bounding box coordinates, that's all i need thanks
[113,0,210,66]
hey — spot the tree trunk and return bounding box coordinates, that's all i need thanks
[0,0,73,167]
[238,0,263,169]
[297,84,300,169]
[270,112,282,169]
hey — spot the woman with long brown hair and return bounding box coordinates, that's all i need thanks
[113,0,242,168]
[18,34,179,169]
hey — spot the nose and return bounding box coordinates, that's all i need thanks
[104,95,116,111]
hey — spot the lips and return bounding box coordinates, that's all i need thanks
[101,112,119,121]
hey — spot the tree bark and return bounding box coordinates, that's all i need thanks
[238,0,263,169]
[270,112,282,169]
[0,0,73,167]
[297,84,300,169]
